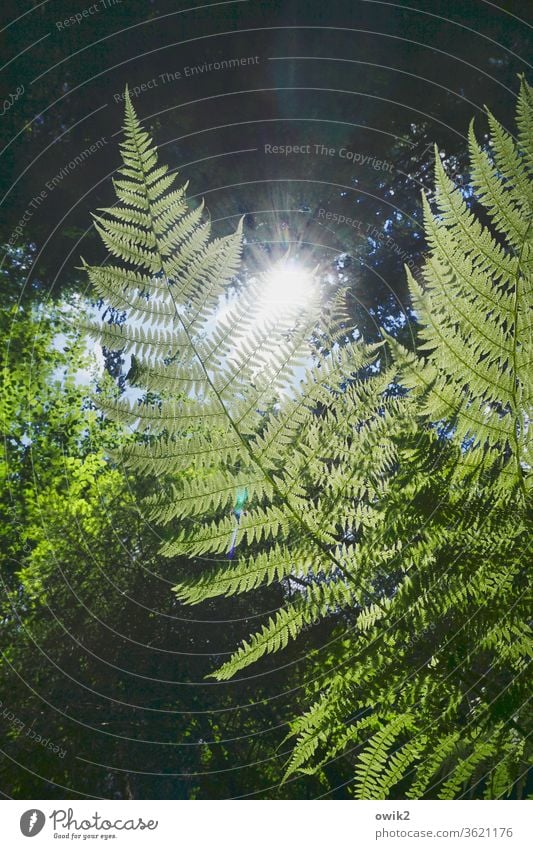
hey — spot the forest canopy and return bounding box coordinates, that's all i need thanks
[1,2,531,803]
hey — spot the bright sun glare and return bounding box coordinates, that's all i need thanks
[259,261,316,315]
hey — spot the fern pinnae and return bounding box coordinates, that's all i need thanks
[468,126,528,250]
[83,82,532,799]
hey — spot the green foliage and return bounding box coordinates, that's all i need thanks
[388,78,532,495]
[2,301,324,799]
[83,80,532,799]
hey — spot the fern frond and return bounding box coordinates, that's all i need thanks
[389,89,532,494]
[353,714,416,799]
[83,83,533,802]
